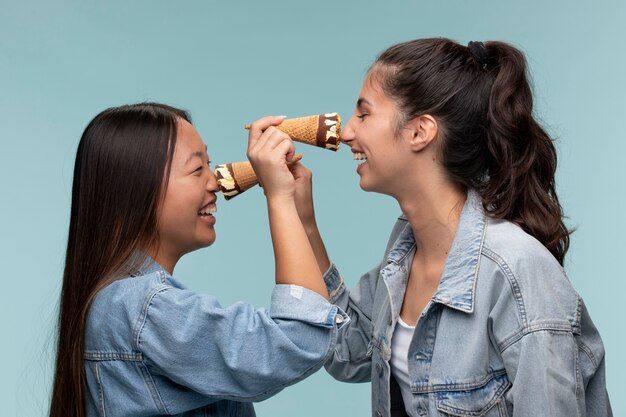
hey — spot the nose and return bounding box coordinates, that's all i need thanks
[341,114,356,145]
[206,167,219,193]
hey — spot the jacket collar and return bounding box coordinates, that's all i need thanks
[127,251,167,277]
[432,189,486,313]
[387,189,486,314]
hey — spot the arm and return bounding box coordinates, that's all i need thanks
[138,285,347,406]
[247,116,328,298]
[323,217,409,383]
[321,262,382,383]
[494,292,611,415]
[285,154,375,381]
[500,329,581,416]
[290,162,330,274]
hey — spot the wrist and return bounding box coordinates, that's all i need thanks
[267,194,297,210]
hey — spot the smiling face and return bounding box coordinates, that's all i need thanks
[340,73,416,196]
[154,119,219,272]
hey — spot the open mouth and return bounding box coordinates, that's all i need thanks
[353,152,367,161]
[198,202,217,218]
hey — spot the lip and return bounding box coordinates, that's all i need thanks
[198,196,217,226]
[199,198,217,212]
[199,213,216,226]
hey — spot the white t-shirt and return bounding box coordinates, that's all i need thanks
[390,317,417,417]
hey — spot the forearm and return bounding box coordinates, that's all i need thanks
[267,197,329,299]
[303,221,331,276]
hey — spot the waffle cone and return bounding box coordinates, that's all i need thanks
[244,113,340,151]
[230,161,259,192]
[277,115,320,147]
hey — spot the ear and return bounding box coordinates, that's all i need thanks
[405,114,438,152]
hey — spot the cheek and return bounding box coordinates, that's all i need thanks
[159,191,193,230]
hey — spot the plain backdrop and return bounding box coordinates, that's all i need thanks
[1,1,624,415]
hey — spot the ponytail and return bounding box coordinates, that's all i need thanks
[482,42,570,264]
[373,38,571,265]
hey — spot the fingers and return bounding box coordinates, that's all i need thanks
[246,116,286,155]
[287,153,303,166]
[248,126,294,165]
[270,133,296,163]
[289,161,312,181]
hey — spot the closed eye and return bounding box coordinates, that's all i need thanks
[356,114,368,120]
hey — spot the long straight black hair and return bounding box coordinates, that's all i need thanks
[49,103,190,417]
[372,38,570,265]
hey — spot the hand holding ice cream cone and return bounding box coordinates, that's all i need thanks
[246,117,300,201]
[214,153,303,200]
[245,113,341,151]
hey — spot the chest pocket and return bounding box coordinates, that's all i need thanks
[434,371,511,417]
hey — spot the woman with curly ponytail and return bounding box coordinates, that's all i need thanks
[295,38,611,416]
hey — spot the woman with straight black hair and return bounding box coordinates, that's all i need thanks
[294,38,611,416]
[49,103,346,417]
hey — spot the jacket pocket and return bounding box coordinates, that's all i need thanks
[435,371,510,417]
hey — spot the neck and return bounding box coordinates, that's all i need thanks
[395,183,466,262]
[147,245,179,275]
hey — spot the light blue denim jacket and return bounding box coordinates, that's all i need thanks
[84,257,349,417]
[323,190,611,417]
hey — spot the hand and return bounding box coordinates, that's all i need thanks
[290,163,317,228]
[246,116,296,201]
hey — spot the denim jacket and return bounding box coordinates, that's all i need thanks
[84,257,349,417]
[323,190,611,417]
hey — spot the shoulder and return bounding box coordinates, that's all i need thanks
[482,217,560,269]
[479,218,580,332]
[85,270,174,351]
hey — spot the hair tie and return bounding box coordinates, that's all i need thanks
[468,41,488,69]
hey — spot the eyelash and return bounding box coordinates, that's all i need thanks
[356,114,368,120]
[192,160,212,176]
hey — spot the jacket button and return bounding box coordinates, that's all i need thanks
[417,407,426,416]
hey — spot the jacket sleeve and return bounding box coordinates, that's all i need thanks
[323,217,408,384]
[322,261,381,383]
[498,301,612,416]
[576,301,612,416]
[136,284,349,407]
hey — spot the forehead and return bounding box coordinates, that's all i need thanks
[357,71,396,110]
[173,120,208,161]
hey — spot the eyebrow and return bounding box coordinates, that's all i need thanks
[356,97,372,109]
[184,145,208,165]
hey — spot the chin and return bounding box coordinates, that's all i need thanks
[359,180,390,196]
[197,231,216,249]
[204,235,216,247]
[359,178,377,193]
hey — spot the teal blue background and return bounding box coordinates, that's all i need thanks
[1,0,624,415]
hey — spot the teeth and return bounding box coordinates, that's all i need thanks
[353,152,367,161]
[199,203,217,216]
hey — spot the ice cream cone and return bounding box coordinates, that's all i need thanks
[214,161,258,200]
[245,113,341,151]
[214,154,303,200]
